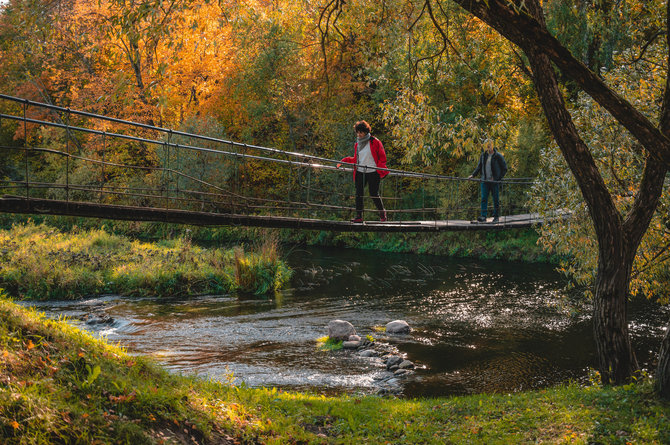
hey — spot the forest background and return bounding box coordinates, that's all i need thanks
[0,0,667,303]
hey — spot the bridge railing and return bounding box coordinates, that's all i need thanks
[0,94,538,225]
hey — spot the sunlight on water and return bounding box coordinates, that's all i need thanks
[21,246,669,398]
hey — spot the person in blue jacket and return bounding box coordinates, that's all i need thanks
[469,139,508,223]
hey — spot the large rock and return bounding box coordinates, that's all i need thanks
[327,320,356,341]
[386,320,411,334]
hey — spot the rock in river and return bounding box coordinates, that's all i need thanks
[385,320,411,334]
[327,319,356,341]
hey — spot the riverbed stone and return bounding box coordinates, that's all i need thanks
[398,360,415,369]
[348,335,361,342]
[342,340,361,349]
[386,320,411,334]
[327,320,356,341]
[359,349,379,358]
[385,355,404,368]
[80,313,115,326]
[394,369,408,376]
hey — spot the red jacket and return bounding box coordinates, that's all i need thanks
[340,136,389,181]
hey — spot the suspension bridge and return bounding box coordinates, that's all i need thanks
[0,95,553,232]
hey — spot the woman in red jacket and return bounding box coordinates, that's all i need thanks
[339,120,388,223]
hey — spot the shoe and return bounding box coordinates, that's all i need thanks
[492,217,499,223]
[351,217,363,223]
[379,211,387,222]
[477,216,486,222]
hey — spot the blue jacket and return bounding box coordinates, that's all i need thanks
[472,150,507,182]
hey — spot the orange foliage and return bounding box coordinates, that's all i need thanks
[0,0,240,129]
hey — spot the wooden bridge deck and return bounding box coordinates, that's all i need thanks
[0,196,545,232]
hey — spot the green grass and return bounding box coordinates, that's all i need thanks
[316,336,343,351]
[0,222,291,299]
[1,294,669,444]
[0,214,560,264]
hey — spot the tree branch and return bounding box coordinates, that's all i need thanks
[451,0,670,169]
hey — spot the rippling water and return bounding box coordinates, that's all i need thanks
[22,245,668,398]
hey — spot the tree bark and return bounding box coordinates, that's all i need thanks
[657,322,670,398]
[592,241,639,383]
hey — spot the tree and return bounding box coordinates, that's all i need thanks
[441,0,669,387]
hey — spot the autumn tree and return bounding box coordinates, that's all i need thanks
[430,0,669,390]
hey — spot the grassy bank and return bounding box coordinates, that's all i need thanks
[0,214,559,264]
[1,295,668,444]
[282,227,558,263]
[0,222,291,300]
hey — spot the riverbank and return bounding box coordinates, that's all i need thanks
[1,295,668,444]
[0,222,291,300]
[0,214,561,264]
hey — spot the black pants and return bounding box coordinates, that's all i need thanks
[355,171,385,217]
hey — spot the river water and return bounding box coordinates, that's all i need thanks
[23,245,668,398]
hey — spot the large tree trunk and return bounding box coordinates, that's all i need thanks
[657,323,670,397]
[593,245,638,384]
[519,1,640,384]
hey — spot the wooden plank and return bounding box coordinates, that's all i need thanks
[0,196,544,232]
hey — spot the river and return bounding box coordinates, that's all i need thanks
[22,245,668,398]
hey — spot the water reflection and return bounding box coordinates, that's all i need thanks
[21,245,668,398]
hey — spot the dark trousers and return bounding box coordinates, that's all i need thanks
[480,181,500,217]
[355,171,385,217]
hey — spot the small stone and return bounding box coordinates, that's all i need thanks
[394,369,408,376]
[82,313,115,325]
[386,356,403,368]
[348,335,361,342]
[389,365,399,372]
[359,350,379,358]
[342,341,361,349]
[398,360,415,369]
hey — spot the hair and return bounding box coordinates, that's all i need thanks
[354,120,371,134]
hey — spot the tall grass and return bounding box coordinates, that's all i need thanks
[233,230,289,295]
[0,222,291,300]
